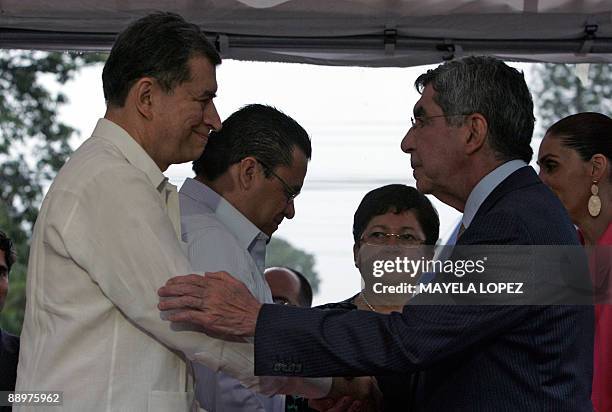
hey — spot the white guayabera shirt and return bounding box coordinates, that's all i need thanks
[15,119,329,412]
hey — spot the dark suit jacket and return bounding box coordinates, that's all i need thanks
[0,328,19,412]
[0,328,19,392]
[254,167,594,411]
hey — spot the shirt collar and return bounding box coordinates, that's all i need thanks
[462,160,528,228]
[92,118,167,192]
[179,178,268,250]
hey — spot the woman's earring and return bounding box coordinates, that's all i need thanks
[588,180,602,217]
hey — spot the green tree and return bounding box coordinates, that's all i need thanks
[0,50,105,334]
[266,237,320,293]
[531,63,612,137]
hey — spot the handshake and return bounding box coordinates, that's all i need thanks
[308,376,383,412]
[158,273,384,411]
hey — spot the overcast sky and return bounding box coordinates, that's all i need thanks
[58,59,544,304]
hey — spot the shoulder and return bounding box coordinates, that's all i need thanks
[50,136,152,198]
[46,141,160,214]
[182,217,250,275]
[183,213,239,247]
[0,329,19,355]
[467,174,578,245]
[41,143,165,240]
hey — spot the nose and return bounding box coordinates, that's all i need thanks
[401,128,415,154]
[205,101,222,132]
[385,235,401,246]
[284,200,295,220]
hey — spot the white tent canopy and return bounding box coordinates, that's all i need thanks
[1,0,611,66]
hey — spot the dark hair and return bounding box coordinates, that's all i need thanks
[0,231,16,273]
[546,112,612,169]
[285,267,313,308]
[415,56,535,163]
[193,104,311,180]
[353,184,439,245]
[102,12,221,107]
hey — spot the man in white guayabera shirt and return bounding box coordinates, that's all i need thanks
[181,104,311,412]
[15,13,333,412]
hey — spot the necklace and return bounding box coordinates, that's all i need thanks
[360,292,377,312]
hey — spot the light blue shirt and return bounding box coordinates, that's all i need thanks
[433,160,527,264]
[461,160,528,229]
[179,178,284,412]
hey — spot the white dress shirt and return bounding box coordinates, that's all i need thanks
[180,178,285,412]
[16,119,327,412]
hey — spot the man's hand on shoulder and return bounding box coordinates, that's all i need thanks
[158,271,262,339]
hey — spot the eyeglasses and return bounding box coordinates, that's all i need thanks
[256,159,300,203]
[410,114,469,129]
[360,231,425,247]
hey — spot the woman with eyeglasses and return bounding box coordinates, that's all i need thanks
[538,112,612,412]
[303,184,439,412]
[321,184,440,314]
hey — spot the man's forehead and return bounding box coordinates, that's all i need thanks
[193,77,217,96]
[281,149,308,176]
[413,84,439,115]
[187,56,218,90]
[0,249,6,269]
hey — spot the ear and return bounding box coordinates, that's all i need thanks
[132,77,156,120]
[353,243,360,268]
[590,154,608,182]
[463,113,488,155]
[237,157,260,190]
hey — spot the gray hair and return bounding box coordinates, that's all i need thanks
[415,56,535,163]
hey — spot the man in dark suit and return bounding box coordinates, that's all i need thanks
[158,56,594,411]
[0,230,19,397]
